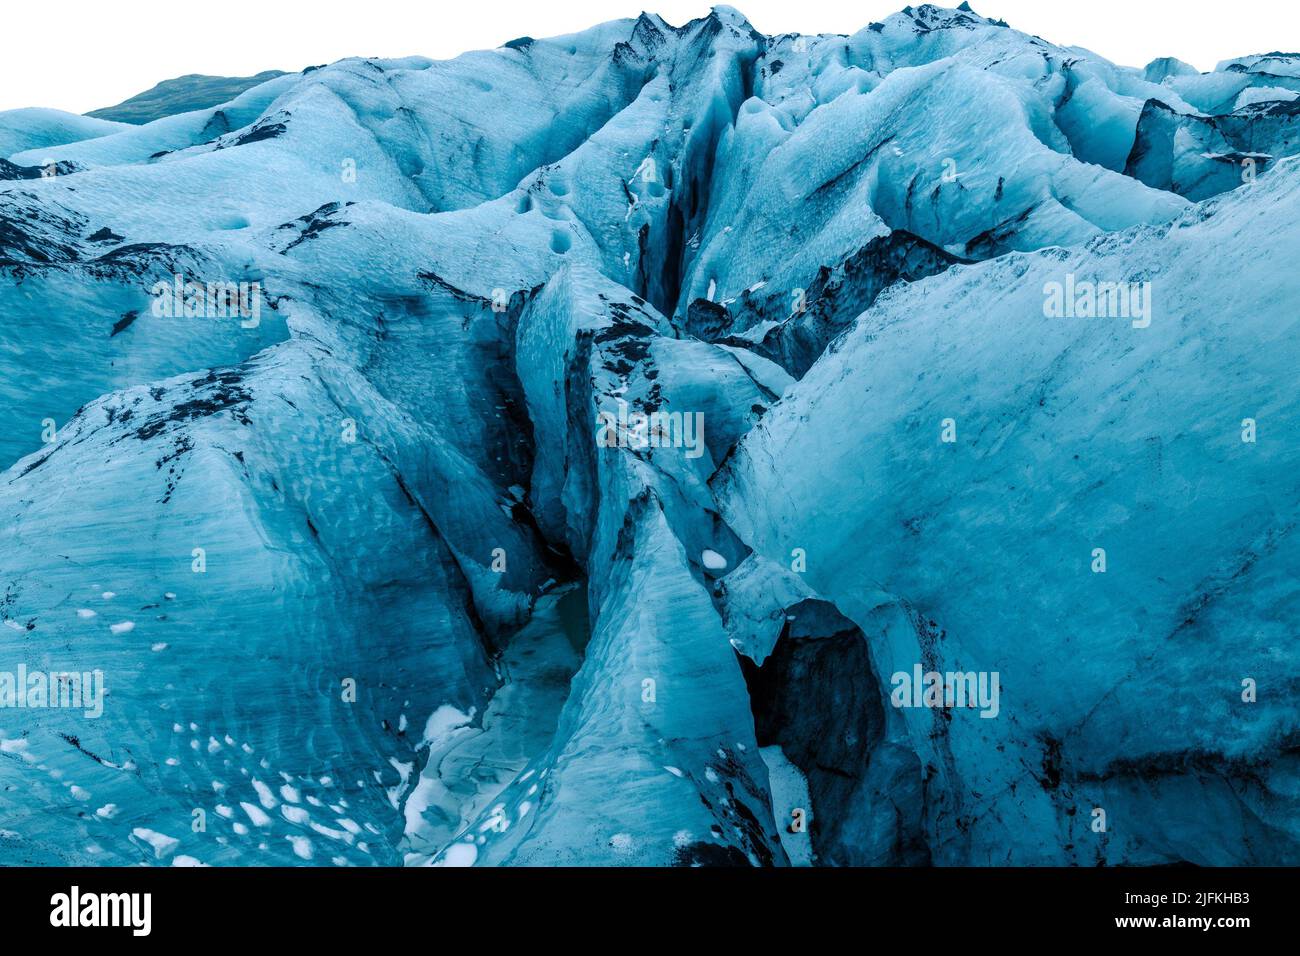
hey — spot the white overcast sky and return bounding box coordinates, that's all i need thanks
[3,0,1298,114]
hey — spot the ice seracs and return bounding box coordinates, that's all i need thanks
[0,5,1296,866]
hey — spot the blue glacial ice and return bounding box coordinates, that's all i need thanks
[0,4,1297,866]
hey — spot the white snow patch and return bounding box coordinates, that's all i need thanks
[759,744,814,867]
[609,833,635,855]
[285,835,314,860]
[437,841,478,867]
[240,802,271,827]
[132,827,179,859]
[251,779,278,809]
[421,703,475,748]
[282,806,310,825]
[310,821,350,842]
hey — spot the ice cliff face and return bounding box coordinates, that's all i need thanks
[0,4,1296,866]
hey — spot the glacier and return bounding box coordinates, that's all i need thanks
[0,3,1297,867]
